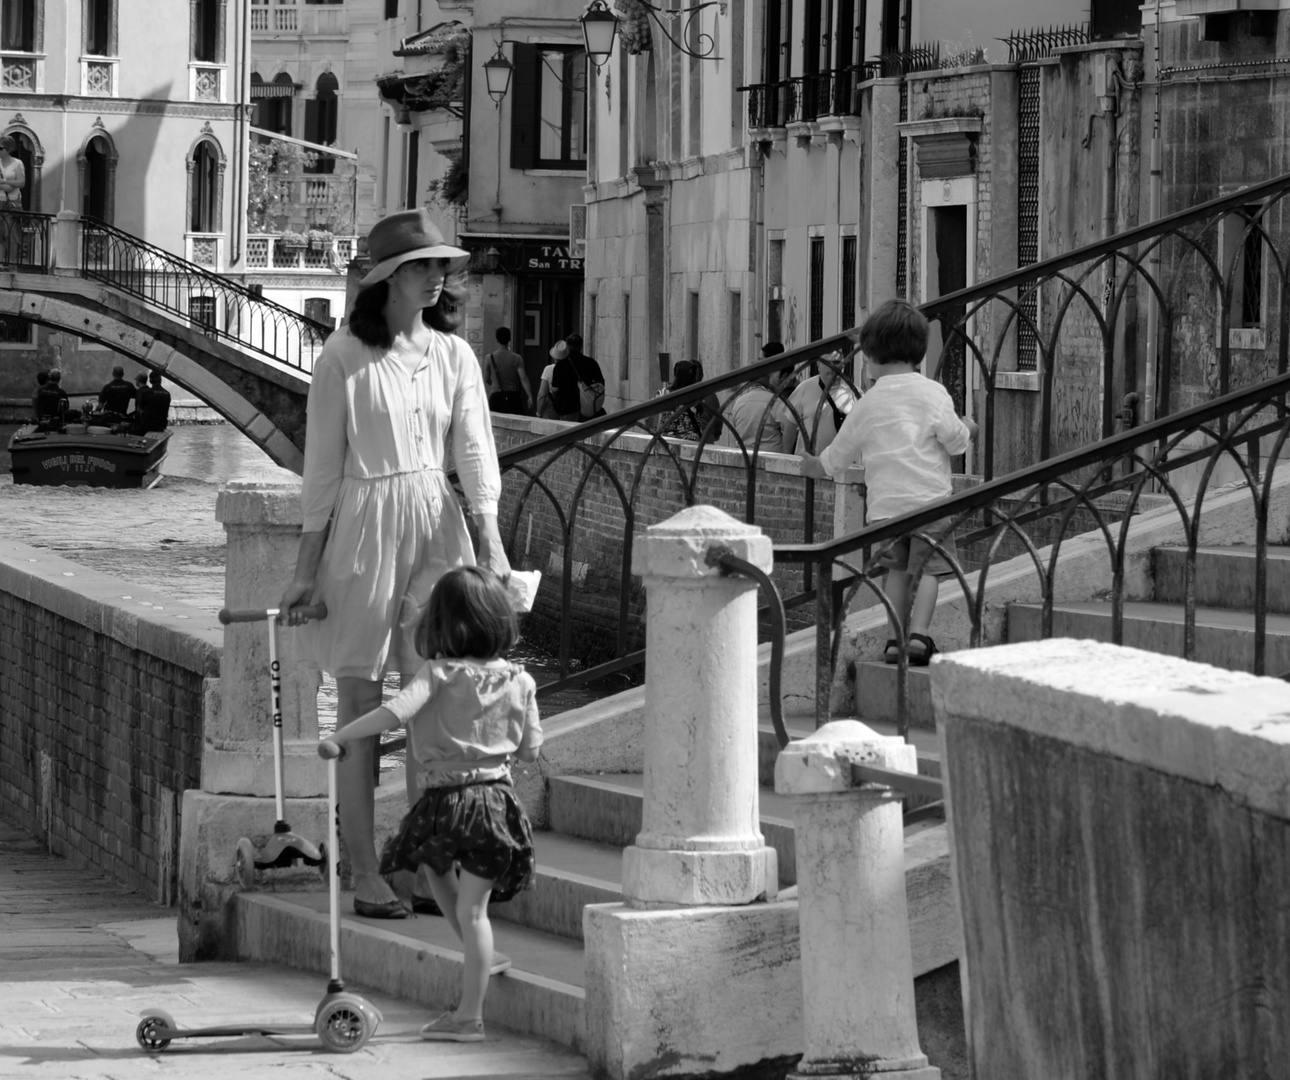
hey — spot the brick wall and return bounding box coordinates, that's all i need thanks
[0,541,219,904]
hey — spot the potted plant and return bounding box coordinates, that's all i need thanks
[277,230,307,250]
[305,228,334,253]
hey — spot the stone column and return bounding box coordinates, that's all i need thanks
[775,720,939,1080]
[206,482,323,797]
[179,483,328,962]
[621,504,778,904]
[52,210,81,275]
[585,506,799,1080]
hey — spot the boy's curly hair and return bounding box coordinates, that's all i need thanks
[858,299,929,364]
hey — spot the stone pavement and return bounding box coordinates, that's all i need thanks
[0,817,592,1080]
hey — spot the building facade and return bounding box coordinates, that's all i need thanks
[0,0,250,409]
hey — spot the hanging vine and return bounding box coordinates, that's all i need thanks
[614,0,654,55]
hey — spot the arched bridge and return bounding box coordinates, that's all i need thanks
[2,213,322,473]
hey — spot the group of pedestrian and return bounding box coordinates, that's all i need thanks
[31,364,170,432]
[482,326,607,424]
[263,208,977,1049]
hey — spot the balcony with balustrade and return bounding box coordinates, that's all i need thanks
[250,1,348,38]
[244,233,356,272]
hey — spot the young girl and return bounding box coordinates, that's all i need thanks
[319,566,541,1042]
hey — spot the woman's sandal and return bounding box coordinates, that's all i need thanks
[353,873,409,919]
[907,633,937,667]
[883,638,900,664]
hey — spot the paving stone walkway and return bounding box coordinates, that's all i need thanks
[0,817,591,1080]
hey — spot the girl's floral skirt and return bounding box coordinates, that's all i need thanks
[379,779,535,903]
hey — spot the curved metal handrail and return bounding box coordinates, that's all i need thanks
[80,219,332,373]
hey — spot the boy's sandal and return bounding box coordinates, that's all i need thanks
[883,638,900,664]
[907,633,937,667]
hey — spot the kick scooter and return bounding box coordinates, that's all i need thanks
[218,605,328,887]
[136,699,383,1052]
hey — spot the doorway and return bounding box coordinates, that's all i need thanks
[921,177,977,470]
[516,274,584,393]
[83,135,111,221]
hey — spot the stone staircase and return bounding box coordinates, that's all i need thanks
[853,543,1290,733]
[234,715,958,1054]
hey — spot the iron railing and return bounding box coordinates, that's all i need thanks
[776,367,1290,737]
[81,220,332,373]
[481,171,1290,712]
[924,171,1290,480]
[0,210,53,272]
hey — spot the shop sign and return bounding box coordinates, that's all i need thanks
[505,241,583,274]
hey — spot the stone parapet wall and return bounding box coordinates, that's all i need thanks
[0,539,221,904]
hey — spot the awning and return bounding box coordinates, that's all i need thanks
[251,82,300,98]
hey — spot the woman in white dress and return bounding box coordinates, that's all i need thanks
[279,209,509,918]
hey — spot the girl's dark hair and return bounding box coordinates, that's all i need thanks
[858,299,928,364]
[668,359,704,392]
[415,566,518,661]
[347,276,466,348]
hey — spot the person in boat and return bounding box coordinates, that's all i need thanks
[31,369,51,418]
[35,368,70,422]
[132,371,171,433]
[98,365,136,416]
[129,372,148,413]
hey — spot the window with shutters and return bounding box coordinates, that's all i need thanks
[509,44,587,170]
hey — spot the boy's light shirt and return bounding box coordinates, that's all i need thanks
[818,372,971,520]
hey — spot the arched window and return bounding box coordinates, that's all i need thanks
[305,71,339,174]
[81,133,113,221]
[189,140,220,232]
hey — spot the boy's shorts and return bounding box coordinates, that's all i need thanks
[871,516,959,579]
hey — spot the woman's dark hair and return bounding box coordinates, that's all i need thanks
[0,135,15,154]
[347,276,466,348]
[668,360,704,392]
[414,566,518,661]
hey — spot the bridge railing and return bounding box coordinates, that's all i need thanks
[81,219,332,373]
[478,172,1290,710]
[0,210,53,272]
[776,367,1290,733]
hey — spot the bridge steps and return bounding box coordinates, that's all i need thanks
[234,714,957,1053]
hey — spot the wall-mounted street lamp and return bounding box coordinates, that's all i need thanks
[394,105,414,134]
[580,0,619,70]
[482,45,514,108]
[579,0,724,67]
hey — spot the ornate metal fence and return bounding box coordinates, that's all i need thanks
[81,220,332,373]
[776,368,1290,735]
[487,171,1290,711]
[0,210,53,273]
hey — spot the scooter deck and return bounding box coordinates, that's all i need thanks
[151,1022,317,1039]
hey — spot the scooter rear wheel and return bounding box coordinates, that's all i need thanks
[235,838,256,891]
[316,997,373,1053]
[136,1010,175,1052]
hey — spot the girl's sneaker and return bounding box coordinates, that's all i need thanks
[420,1013,485,1042]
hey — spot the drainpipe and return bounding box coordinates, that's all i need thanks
[232,0,249,265]
[1100,59,1119,443]
[1143,5,1162,425]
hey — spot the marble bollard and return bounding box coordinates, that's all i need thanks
[207,484,323,798]
[776,721,939,1080]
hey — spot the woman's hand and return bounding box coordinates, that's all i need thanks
[475,513,512,578]
[277,578,316,625]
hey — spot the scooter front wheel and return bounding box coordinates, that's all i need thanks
[136,1009,175,1052]
[316,996,373,1053]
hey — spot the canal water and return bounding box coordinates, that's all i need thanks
[0,422,605,759]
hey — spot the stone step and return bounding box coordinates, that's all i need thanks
[851,662,945,733]
[236,890,587,1051]
[1154,544,1290,613]
[236,821,956,1054]
[546,772,799,889]
[1008,600,1290,675]
[490,830,627,941]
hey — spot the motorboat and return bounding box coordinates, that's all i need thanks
[8,422,172,489]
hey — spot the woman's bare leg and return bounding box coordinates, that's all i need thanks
[336,675,395,905]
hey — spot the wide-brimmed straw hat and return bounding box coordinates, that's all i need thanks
[360,208,470,286]
[549,341,569,360]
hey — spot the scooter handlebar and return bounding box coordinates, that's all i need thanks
[218,603,329,625]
